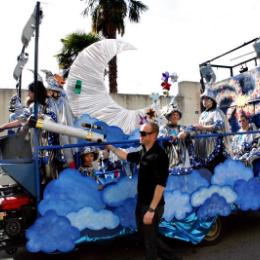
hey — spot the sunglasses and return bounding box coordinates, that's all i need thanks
[139,131,154,137]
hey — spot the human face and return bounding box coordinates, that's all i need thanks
[202,96,214,110]
[82,153,95,167]
[101,149,110,159]
[168,112,180,125]
[139,124,155,145]
[239,116,249,130]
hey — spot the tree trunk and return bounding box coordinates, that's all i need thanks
[108,56,118,93]
[106,27,118,93]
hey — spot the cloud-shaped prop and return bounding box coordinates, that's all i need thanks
[113,198,137,229]
[234,178,260,210]
[39,169,105,216]
[191,185,237,207]
[165,170,209,194]
[26,210,80,253]
[212,159,253,186]
[163,190,192,221]
[74,113,98,128]
[102,175,137,207]
[197,193,232,219]
[67,207,120,231]
[74,113,130,145]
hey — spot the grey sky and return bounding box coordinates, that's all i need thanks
[0,0,260,94]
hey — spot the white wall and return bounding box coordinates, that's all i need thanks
[177,81,201,125]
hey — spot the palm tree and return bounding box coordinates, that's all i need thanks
[81,0,148,93]
[55,32,100,78]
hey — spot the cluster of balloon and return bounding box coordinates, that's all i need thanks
[161,71,178,97]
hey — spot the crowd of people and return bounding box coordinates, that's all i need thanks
[0,80,259,185]
[1,79,259,176]
[0,78,123,186]
[160,87,260,175]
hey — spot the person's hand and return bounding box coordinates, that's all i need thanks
[193,124,204,131]
[98,184,104,191]
[105,144,113,151]
[178,131,187,140]
[0,126,5,132]
[143,211,154,225]
[170,136,177,141]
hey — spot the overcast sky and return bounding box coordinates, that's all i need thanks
[1,0,260,94]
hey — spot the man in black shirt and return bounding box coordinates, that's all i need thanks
[106,122,169,260]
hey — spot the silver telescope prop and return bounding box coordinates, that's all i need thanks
[29,117,105,142]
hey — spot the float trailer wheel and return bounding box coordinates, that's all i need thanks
[203,217,224,245]
[4,218,22,238]
[5,246,18,255]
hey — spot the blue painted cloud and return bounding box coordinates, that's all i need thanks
[38,169,105,216]
[191,185,237,207]
[74,113,130,145]
[165,170,209,194]
[74,113,98,128]
[67,207,120,231]
[234,178,260,210]
[212,159,253,186]
[197,193,232,219]
[26,210,80,253]
[102,175,138,207]
[96,121,129,143]
[163,190,192,221]
[113,198,137,229]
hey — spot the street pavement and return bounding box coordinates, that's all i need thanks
[1,212,260,260]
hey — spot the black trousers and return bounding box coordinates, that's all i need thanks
[135,204,164,260]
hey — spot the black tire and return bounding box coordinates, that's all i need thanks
[202,217,224,246]
[4,218,22,238]
[5,247,18,255]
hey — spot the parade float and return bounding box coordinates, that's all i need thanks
[0,1,260,256]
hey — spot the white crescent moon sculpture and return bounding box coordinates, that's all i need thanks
[66,39,147,134]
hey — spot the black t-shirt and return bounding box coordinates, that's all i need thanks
[127,142,169,206]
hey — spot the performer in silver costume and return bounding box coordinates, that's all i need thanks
[0,81,53,133]
[44,71,78,168]
[78,146,99,177]
[180,87,230,171]
[232,111,258,160]
[160,104,191,169]
[231,111,260,174]
[0,81,60,182]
